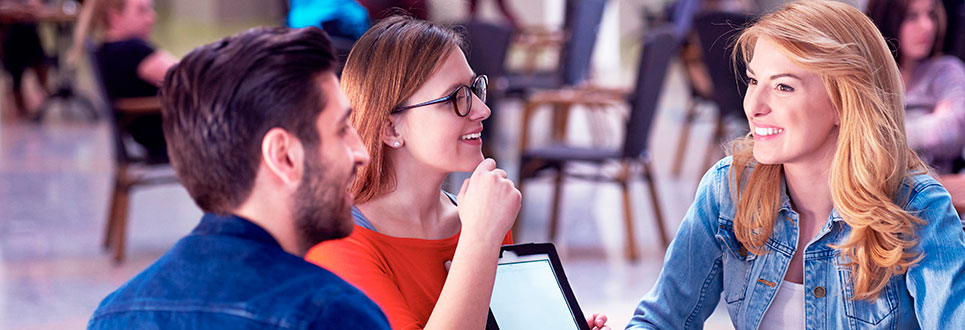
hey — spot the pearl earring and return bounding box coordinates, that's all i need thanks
[393,141,401,147]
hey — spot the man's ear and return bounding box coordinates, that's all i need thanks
[381,116,404,147]
[261,128,303,186]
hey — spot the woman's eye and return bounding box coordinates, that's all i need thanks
[748,78,758,85]
[777,83,794,92]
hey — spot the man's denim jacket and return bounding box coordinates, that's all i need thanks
[627,157,965,329]
[88,213,390,329]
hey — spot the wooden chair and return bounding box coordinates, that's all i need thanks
[86,41,179,262]
[516,25,681,260]
[504,0,609,97]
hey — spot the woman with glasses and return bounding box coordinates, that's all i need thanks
[305,16,611,330]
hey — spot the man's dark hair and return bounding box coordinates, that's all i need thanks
[161,26,337,214]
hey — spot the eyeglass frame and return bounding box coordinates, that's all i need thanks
[392,75,488,117]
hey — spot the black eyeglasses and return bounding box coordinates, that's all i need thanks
[393,75,488,117]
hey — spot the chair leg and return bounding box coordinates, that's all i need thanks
[103,182,121,249]
[672,99,698,177]
[548,168,565,242]
[104,165,132,263]
[103,166,128,248]
[618,176,639,261]
[111,185,131,263]
[551,103,571,142]
[642,160,669,249]
[704,113,725,174]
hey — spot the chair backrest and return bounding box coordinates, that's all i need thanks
[623,25,680,158]
[84,39,139,164]
[560,0,608,85]
[462,20,514,79]
[693,11,752,120]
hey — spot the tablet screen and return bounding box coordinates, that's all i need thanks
[490,254,581,330]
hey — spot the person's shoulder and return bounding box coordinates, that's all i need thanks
[287,267,388,323]
[925,56,965,77]
[702,156,735,185]
[899,171,951,211]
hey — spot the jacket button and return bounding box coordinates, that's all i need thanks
[813,286,826,298]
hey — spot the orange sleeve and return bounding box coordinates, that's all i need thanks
[306,236,426,330]
[502,230,513,245]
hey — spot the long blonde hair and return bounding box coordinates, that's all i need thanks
[729,1,927,301]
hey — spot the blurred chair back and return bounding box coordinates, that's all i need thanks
[85,40,136,165]
[85,39,177,263]
[623,25,680,159]
[560,0,608,85]
[463,20,513,80]
[693,11,752,120]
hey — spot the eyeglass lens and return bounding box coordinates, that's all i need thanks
[456,76,488,116]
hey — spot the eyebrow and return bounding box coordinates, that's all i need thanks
[340,108,352,124]
[746,68,801,80]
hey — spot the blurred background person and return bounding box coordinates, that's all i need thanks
[93,0,176,161]
[0,0,50,119]
[867,0,965,175]
[287,0,370,40]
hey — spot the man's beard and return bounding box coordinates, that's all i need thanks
[292,150,354,255]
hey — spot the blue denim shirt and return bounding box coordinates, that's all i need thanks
[88,213,389,329]
[627,157,965,330]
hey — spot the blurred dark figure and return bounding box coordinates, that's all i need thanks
[0,0,50,118]
[942,0,962,59]
[868,0,965,174]
[94,0,176,161]
[287,0,370,40]
[468,0,519,29]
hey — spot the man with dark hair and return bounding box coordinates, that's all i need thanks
[87,26,387,329]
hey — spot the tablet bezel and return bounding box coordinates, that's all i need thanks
[486,243,591,330]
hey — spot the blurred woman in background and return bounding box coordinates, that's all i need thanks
[867,0,965,174]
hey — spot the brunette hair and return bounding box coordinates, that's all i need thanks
[341,16,465,203]
[866,0,948,67]
[160,27,337,214]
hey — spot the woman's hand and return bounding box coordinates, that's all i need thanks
[586,313,610,330]
[456,158,521,244]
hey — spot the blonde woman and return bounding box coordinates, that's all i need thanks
[628,1,965,329]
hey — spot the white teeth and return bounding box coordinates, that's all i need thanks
[460,132,481,140]
[754,127,783,137]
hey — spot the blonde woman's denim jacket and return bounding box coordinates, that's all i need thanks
[627,157,965,330]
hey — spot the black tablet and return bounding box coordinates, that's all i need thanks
[486,243,591,330]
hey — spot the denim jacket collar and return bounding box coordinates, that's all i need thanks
[191,213,281,248]
[776,175,846,224]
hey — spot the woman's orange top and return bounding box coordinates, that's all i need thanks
[305,210,513,330]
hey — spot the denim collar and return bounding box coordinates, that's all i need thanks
[777,175,846,224]
[191,213,281,248]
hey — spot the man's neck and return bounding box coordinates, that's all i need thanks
[233,194,300,256]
